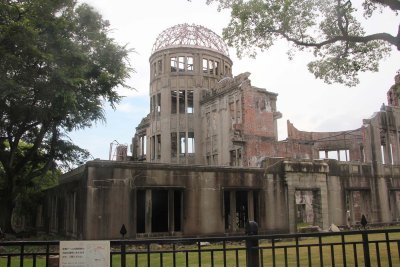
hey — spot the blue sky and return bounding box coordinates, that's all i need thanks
[71,0,400,160]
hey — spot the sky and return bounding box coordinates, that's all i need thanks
[69,0,400,160]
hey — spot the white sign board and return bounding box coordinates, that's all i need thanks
[59,240,110,267]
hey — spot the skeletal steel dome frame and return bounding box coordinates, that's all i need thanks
[152,23,229,57]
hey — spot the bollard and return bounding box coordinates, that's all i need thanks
[245,221,260,267]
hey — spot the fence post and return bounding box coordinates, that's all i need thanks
[121,242,126,267]
[246,221,260,267]
[361,231,371,267]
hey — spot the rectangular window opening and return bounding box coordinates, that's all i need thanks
[209,60,214,74]
[156,134,161,159]
[203,59,208,74]
[188,132,195,153]
[187,90,193,113]
[215,61,219,75]
[187,56,194,72]
[171,90,177,114]
[170,57,177,72]
[179,132,186,155]
[178,56,185,72]
[179,90,185,114]
[171,132,177,157]
[156,93,161,113]
[157,59,162,74]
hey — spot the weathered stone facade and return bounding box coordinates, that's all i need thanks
[40,25,400,239]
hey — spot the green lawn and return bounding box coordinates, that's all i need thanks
[1,231,400,267]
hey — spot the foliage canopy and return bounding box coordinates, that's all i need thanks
[206,0,399,86]
[0,0,132,231]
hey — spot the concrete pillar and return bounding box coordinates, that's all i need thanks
[287,187,296,233]
[248,191,254,221]
[230,191,236,231]
[145,190,152,234]
[168,190,174,233]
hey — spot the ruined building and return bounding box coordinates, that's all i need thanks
[40,24,400,240]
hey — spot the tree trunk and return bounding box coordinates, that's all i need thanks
[0,196,14,233]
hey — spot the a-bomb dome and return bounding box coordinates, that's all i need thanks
[152,23,229,57]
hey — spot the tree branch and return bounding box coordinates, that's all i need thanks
[279,31,399,50]
[372,0,400,11]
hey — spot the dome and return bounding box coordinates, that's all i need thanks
[152,24,229,57]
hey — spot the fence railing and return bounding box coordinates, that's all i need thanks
[1,228,400,267]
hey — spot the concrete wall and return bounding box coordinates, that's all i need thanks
[41,156,400,240]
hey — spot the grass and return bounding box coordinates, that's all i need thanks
[1,231,400,266]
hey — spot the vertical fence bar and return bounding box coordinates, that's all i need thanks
[185,251,189,267]
[375,242,381,267]
[284,247,288,267]
[147,243,151,267]
[20,244,24,267]
[45,244,50,267]
[211,250,214,267]
[121,242,126,267]
[245,221,259,267]
[160,252,163,267]
[330,244,335,266]
[295,236,300,267]
[307,246,311,267]
[198,241,202,267]
[386,232,392,267]
[362,231,371,267]
[342,234,347,267]
[319,235,323,267]
[173,243,176,267]
[353,243,358,267]
[33,254,36,267]
[223,240,227,267]
[7,255,11,267]
[272,238,276,267]
[235,249,239,267]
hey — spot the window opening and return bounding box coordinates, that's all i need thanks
[381,145,386,164]
[188,132,195,153]
[156,93,161,113]
[157,59,162,74]
[236,191,248,229]
[230,150,236,166]
[203,59,208,73]
[390,143,394,164]
[179,132,186,155]
[179,90,185,114]
[171,90,177,114]
[187,56,194,72]
[156,135,161,159]
[215,61,219,75]
[171,132,177,157]
[170,57,177,72]
[187,90,193,113]
[151,136,155,160]
[209,60,214,74]
[178,56,185,72]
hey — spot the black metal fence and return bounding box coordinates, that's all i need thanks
[1,228,400,267]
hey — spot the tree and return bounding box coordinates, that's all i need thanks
[205,0,399,86]
[0,0,132,232]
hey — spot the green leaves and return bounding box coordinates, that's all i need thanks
[207,0,398,86]
[0,0,133,231]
